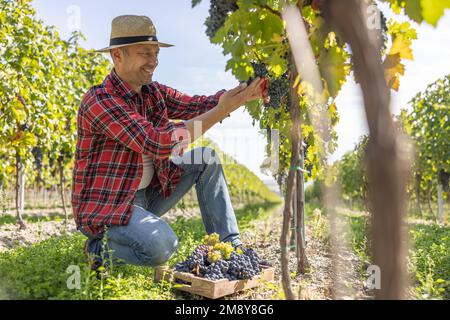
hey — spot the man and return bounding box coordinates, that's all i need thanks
[72,15,266,270]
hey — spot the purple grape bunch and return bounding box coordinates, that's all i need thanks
[174,243,266,281]
[205,0,239,38]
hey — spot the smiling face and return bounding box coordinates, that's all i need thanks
[110,43,160,92]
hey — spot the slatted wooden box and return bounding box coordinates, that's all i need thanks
[154,265,275,299]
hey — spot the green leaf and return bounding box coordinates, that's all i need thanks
[319,45,350,97]
[420,0,450,27]
[267,53,286,77]
[11,107,26,123]
[191,0,202,8]
[404,0,424,23]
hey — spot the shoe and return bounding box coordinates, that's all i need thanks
[259,259,273,267]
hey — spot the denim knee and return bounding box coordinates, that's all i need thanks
[136,228,179,267]
[201,147,221,166]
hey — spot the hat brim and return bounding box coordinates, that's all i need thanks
[96,40,174,53]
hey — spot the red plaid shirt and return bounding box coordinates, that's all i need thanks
[72,69,225,236]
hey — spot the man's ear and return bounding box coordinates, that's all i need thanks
[110,48,122,64]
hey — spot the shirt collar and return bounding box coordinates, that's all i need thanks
[106,68,151,100]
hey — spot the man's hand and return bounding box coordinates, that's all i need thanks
[183,78,268,144]
[216,77,266,117]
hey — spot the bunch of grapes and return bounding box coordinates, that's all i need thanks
[252,62,269,79]
[32,147,43,172]
[226,250,261,280]
[174,233,266,281]
[203,233,220,246]
[211,241,234,260]
[203,260,230,280]
[175,244,209,273]
[207,248,222,263]
[205,0,239,38]
[265,76,290,110]
[439,169,449,192]
[245,63,268,86]
[245,62,290,110]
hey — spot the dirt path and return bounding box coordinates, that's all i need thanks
[0,219,78,252]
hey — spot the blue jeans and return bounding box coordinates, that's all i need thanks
[84,147,242,267]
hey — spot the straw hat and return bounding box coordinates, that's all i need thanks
[96,15,174,52]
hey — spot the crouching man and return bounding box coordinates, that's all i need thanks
[71,15,266,269]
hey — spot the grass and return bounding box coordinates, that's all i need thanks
[0,201,281,300]
[408,223,450,299]
[302,202,449,300]
[341,210,450,300]
[3,198,445,300]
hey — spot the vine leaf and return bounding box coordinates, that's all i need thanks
[318,45,349,98]
[382,33,414,91]
[191,0,202,8]
[389,34,414,60]
[421,0,450,27]
[404,0,423,24]
[383,0,450,26]
[383,53,405,91]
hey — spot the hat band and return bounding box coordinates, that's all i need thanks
[109,35,158,46]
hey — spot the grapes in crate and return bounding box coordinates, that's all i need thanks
[174,233,266,281]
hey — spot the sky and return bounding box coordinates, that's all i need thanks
[31,0,450,185]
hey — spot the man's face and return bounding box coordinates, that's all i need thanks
[112,44,160,89]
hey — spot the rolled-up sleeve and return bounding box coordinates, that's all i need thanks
[156,82,226,120]
[83,95,189,159]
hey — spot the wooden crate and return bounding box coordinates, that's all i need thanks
[154,265,275,299]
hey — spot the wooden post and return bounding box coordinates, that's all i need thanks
[349,194,353,210]
[426,180,435,220]
[296,152,309,273]
[278,65,305,300]
[290,183,297,251]
[415,174,422,217]
[437,181,444,223]
[58,156,68,227]
[42,185,48,207]
[15,152,26,229]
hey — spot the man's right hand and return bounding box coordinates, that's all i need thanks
[216,77,266,117]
